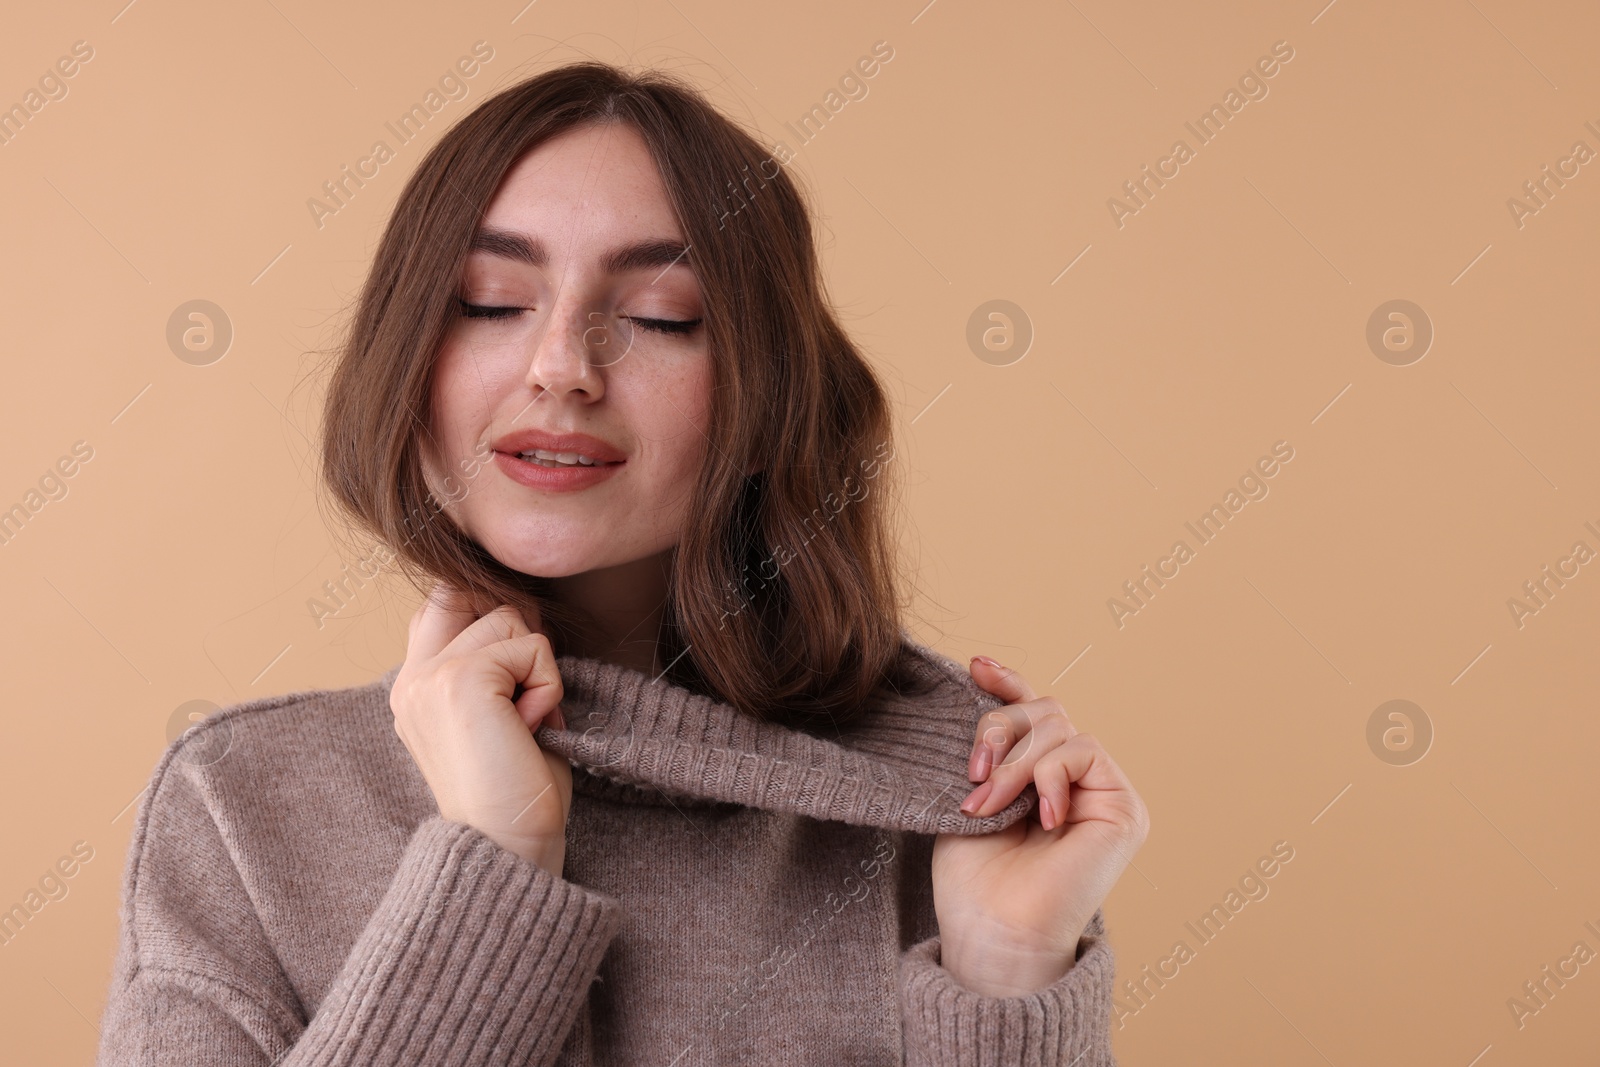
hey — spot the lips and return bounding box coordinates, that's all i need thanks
[489,428,626,464]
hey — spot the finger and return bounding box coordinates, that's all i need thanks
[478,631,564,724]
[1036,734,1144,830]
[960,709,1077,818]
[967,708,1018,782]
[966,692,1078,783]
[968,655,1039,704]
[965,657,1042,780]
[410,582,486,660]
[443,604,533,658]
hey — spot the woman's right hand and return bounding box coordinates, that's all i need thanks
[390,581,573,876]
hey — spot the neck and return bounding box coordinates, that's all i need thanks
[547,549,673,677]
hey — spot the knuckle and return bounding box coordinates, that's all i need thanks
[1039,709,1074,736]
[432,657,476,703]
[1121,798,1152,844]
[526,630,558,666]
[998,739,1040,770]
[488,605,521,639]
[433,656,466,685]
[977,708,1009,731]
[388,696,413,742]
[979,720,1010,746]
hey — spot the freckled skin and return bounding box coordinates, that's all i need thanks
[422,122,715,579]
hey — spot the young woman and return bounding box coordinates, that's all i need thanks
[97,61,1148,1065]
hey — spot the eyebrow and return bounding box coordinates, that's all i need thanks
[468,227,693,277]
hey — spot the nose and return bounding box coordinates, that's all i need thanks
[522,294,615,403]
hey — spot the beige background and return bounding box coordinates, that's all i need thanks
[3,0,1597,1061]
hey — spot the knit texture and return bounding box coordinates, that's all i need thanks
[96,636,1118,1065]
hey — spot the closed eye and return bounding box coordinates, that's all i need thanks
[629,316,702,336]
[459,300,524,320]
[457,300,702,336]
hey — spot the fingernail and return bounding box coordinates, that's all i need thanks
[970,746,992,782]
[1040,795,1055,830]
[973,654,1002,669]
[960,780,994,815]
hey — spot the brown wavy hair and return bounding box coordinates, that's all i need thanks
[315,60,923,730]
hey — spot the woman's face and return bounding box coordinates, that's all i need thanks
[422,121,714,579]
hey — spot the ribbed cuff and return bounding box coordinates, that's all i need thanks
[287,816,622,1066]
[899,920,1116,1067]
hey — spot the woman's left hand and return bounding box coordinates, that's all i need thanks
[931,655,1150,997]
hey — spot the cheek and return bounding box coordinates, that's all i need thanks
[428,344,469,427]
[429,341,504,439]
[638,359,714,483]
[421,345,499,495]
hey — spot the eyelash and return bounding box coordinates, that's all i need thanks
[457,300,703,336]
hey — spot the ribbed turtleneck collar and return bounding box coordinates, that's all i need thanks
[381,637,1035,836]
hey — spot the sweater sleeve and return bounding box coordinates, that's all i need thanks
[897,908,1117,1067]
[96,752,623,1067]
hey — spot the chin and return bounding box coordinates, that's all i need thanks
[478,530,604,578]
[505,551,601,579]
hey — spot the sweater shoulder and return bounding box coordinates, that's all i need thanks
[113,666,438,1027]
[144,663,424,836]
[162,666,399,765]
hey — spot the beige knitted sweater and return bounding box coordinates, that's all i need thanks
[96,637,1117,1065]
